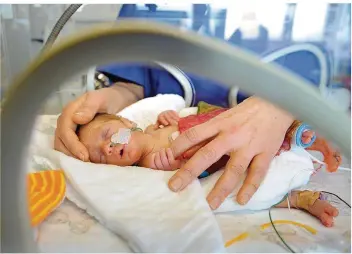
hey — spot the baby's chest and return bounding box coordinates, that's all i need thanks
[155,126,179,149]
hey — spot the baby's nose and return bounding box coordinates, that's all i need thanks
[102,143,113,156]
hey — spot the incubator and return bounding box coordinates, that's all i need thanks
[1,3,351,253]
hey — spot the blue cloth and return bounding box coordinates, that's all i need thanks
[97,44,328,108]
[97,63,242,108]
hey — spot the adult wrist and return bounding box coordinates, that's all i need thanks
[98,85,121,114]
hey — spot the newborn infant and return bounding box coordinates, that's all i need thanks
[77,103,342,227]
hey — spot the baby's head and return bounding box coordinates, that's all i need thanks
[77,114,147,166]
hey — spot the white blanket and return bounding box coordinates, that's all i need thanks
[29,94,314,252]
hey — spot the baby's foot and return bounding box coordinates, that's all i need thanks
[308,199,339,227]
[301,130,315,145]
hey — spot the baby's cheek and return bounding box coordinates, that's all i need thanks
[128,145,142,164]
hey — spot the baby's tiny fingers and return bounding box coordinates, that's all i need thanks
[154,152,163,169]
[160,148,170,169]
[166,148,175,162]
[159,115,169,126]
[168,111,180,122]
[168,110,179,119]
[165,114,178,126]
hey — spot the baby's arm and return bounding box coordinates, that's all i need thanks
[139,148,184,171]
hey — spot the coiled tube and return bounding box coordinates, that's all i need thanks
[42,4,82,52]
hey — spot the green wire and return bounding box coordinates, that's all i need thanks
[131,127,143,132]
[269,191,351,253]
[321,191,351,208]
[269,206,296,253]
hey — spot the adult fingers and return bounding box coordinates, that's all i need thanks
[73,93,101,125]
[181,140,209,159]
[166,148,181,170]
[170,120,220,158]
[236,153,272,205]
[54,134,75,157]
[56,111,90,161]
[206,150,252,210]
[58,127,89,161]
[168,134,230,192]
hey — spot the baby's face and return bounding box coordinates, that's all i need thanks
[78,114,146,166]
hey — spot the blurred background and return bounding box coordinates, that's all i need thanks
[0,3,350,114]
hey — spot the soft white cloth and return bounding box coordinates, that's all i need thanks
[118,94,186,130]
[29,94,314,252]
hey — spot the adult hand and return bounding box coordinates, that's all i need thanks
[54,82,143,161]
[168,96,294,210]
[54,88,118,161]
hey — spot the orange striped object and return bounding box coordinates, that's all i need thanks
[27,170,66,226]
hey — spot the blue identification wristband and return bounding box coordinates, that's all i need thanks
[294,123,317,149]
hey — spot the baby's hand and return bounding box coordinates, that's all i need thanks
[153,148,182,171]
[157,110,179,127]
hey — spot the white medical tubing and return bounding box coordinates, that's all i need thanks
[1,21,350,252]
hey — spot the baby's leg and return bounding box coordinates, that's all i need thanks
[275,191,339,227]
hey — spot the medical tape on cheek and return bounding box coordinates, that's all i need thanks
[296,190,320,211]
[111,128,131,145]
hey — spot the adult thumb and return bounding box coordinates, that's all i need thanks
[73,93,100,124]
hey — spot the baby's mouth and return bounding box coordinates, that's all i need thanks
[119,144,128,159]
[119,145,125,159]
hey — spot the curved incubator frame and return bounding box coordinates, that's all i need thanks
[1,21,350,252]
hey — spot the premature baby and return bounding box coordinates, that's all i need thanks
[77,102,342,227]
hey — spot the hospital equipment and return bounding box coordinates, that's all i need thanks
[1,19,351,253]
[42,4,82,52]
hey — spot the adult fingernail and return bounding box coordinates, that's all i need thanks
[238,194,250,205]
[169,177,183,191]
[209,196,221,210]
[79,153,85,161]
